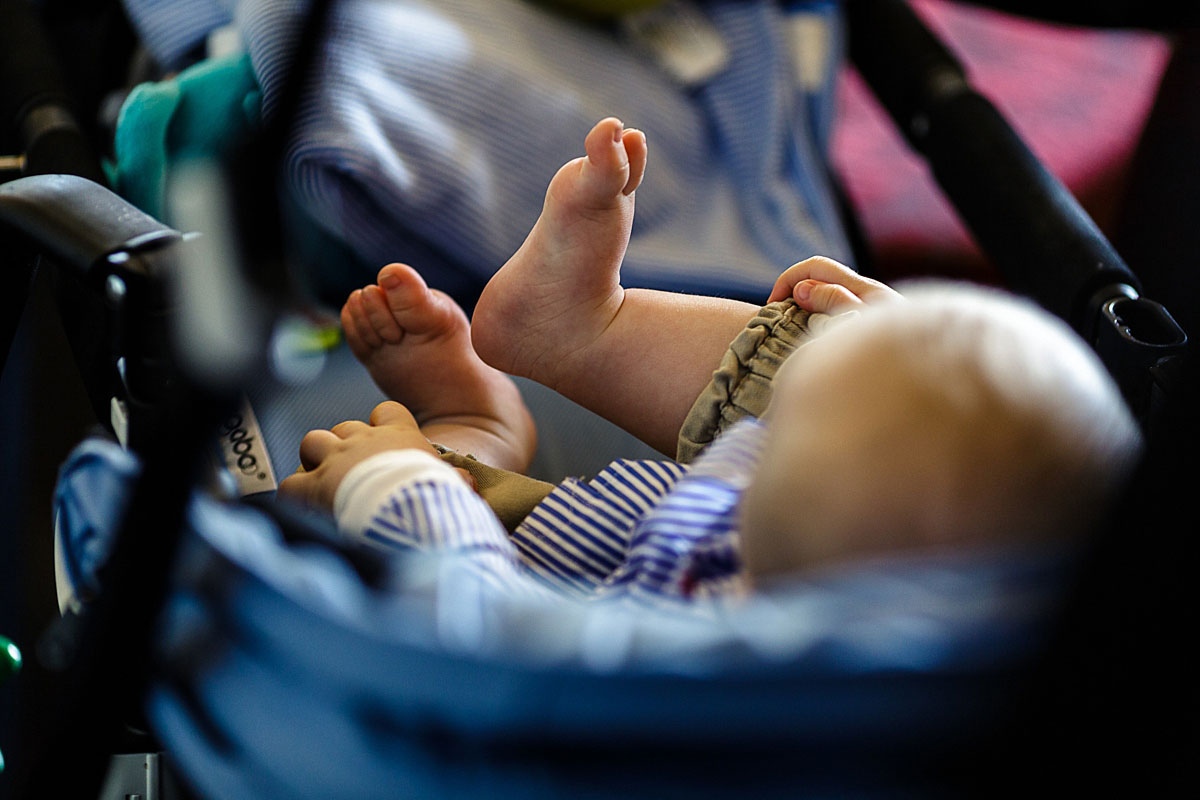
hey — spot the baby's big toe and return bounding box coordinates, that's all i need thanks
[577,117,633,205]
[377,262,463,338]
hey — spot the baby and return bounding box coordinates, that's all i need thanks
[279,118,1141,598]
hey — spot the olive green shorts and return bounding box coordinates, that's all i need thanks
[675,299,810,463]
[433,445,556,532]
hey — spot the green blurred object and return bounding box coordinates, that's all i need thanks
[106,51,262,221]
[531,0,667,20]
[301,323,343,354]
[1,635,20,773]
[0,635,19,681]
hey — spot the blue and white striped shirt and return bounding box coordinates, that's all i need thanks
[335,419,767,608]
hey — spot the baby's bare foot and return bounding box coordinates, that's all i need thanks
[341,263,536,472]
[471,117,647,390]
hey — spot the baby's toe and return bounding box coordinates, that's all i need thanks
[361,284,405,343]
[378,263,460,336]
[620,129,646,196]
[340,301,369,360]
[578,117,632,204]
[342,289,383,355]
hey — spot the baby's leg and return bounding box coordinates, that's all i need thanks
[342,263,536,472]
[472,118,759,455]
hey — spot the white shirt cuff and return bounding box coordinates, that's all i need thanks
[333,449,461,537]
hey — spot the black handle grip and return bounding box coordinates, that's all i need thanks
[0,174,178,273]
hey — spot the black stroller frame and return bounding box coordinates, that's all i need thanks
[1,0,1195,796]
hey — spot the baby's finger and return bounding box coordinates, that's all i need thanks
[768,256,843,302]
[766,273,792,304]
[369,400,419,428]
[794,280,864,315]
[298,428,340,471]
[769,256,888,303]
[789,256,869,288]
[330,419,370,438]
[277,470,312,501]
[797,257,895,302]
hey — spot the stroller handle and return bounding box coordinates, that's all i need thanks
[847,0,1188,422]
[0,174,180,275]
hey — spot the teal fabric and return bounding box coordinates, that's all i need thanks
[105,50,369,306]
[107,52,262,220]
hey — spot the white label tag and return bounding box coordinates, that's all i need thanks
[110,396,129,448]
[216,397,278,496]
[621,0,730,86]
[206,24,243,59]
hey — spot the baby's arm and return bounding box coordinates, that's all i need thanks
[278,401,532,575]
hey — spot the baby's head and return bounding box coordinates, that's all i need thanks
[739,282,1142,579]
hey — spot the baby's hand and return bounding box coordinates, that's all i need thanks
[278,401,439,511]
[768,256,901,314]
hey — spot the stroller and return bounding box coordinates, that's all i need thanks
[1,0,1194,796]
